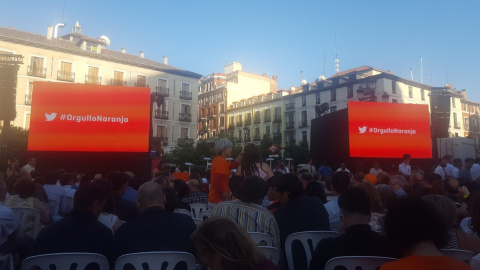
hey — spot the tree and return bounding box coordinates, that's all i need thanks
[6,126,29,162]
[284,138,310,166]
[260,134,274,161]
[164,138,203,169]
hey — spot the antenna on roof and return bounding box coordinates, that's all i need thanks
[410,68,414,81]
[420,57,423,84]
[300,71,303,84]
[323,55,326,77]
[445,64,449,84]
[334,34,340,73]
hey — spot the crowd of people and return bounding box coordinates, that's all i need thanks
[0,142,479,269]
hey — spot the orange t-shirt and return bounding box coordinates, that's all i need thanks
[208,156,231,204]
[380,254,472,270]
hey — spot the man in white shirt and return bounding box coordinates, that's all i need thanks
[324,171,350,232]
[470,158,480,181]
[20,157,36,176]
[451,158,462,179]
[433,158,448,180]
[398,154,411,177]
[336,163,351,173]
[44,170,67,215]
[443,155,455,177]
[369,162,384,176]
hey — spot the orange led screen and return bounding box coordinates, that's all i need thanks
[348,101,432,158]
[28,82,150,152]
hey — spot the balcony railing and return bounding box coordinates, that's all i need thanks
[27,66,46,78]
[155,110,168,119]
[179,113,192,122]
[285,103,295,110]
[135,82,149,88]
[25,95,32,105]
[244,136,251,142]
[273,133,282,143]
[57,71,75,82]
[111,79,127,86]
[204,100,210,106]
[286,122,295,129]
[236,121,243,126]
[273,114,282,123]
[253,135,261,141]
[85,75,101,85]
[264,115,271,123]
[299,122,309,128]
[254,117,261,124]
[228,125,235,130]
[180,91,192,100]
[156,86,169,96]
[245,118,252,125]
[152,136,168,146]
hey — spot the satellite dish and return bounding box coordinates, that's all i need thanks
[301,80,307,85]
[315,102,330,116]
[318,75,327,81]
[98,35,111,47]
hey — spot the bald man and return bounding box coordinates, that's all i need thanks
[112,182,196,260]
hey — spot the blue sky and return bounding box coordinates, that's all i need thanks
[1,0,479,100]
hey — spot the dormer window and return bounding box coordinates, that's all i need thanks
[86,43,99,53]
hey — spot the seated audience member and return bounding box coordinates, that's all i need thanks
[336,163,351,173]
[182,179,208,205]
[353,172,365,183]
[162,186,178,213]
[153,175,168,187]
[60,173,76,214]
[406,183,435,199]
[324,172,350,232]
[375,184,396,211]
[192,216,278,270]
[112,182,196,260]
[298,171,314,188]
[274,174,329,257]
[460,192,480,236]
[173,179,191,211]
[121,171,138,203]
[380,198,472,270]
[409,172,423,185]
[389,175,407,197]
[369,162,384,176]
[304,180,327,204]
[359,182,385,233]
[107,171,139,222]
[228,175,244,200]
[94,180,124,233]
[29,182,113,258]
[43,170,67,211]
[266,176,281,213]
[5,178,50,230]
[310,187,396,270]
[213,176,280,249]
[422,194,480,254]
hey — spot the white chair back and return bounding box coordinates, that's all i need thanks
[192,218,203,228]
[248,232,274,246]
[10,207,41,239]
[115,251,196,270]
[324,256,397,270]
[174,208,192,217]
[258,246,280,265]
[189,203,208,219]
[0,254,13,270]
[440,249,475,264]
[198,209,213,221]
[21,252,109,270]
[285,230,340,270]
[48,199,59,216]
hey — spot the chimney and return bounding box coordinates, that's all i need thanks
[47,25,53,40]
[163,56,168,65]
[461,89,467,99]
[140,51,144,58]
[121,48,126,54]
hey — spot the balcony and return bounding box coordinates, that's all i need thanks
[218,96,224,102]
[177,138,192,146]
[286,122,295,129]
[245,118,252,125]
[27,66,46,78]
[111,79,127,86]
[299,122,309,128]
[253,135,261,141]
[135,82,149,88]
[228,125,235,130]
[179,113,192,122]
[156,86,169,96]
[273,133,282,143]
[264,115,271,123]
[285,103,295,110]
[57,71,75,82]
[25,95,32,105]
[273,114,282,123]
[152,136,168,146]
[236,121,243,127]
[254,117,261,124]
[180,91,192,100]
[155,110,168,120]
[85,75,102,85]
[207,114,217,120]
[204,100,210,106]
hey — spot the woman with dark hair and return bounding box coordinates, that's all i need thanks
[162,186,178,213]
[94,179,124,233]
[5,158,20,179]
[304,181,327,204]
[192,216,278,270]
[173,179,191,211]
[236,143,273,181]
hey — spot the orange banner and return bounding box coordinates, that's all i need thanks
[28,82,150,152]
[348,101,432,158]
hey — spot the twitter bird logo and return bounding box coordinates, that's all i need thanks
[45,113,57,121]
[358,126,367,134]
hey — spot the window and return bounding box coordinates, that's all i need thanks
[473,118,478,131]
[157,79,168,94]
[464,103,468,111]
[302,96,306,107]
[220,104,225,113]
[113,71,124,85]
[180,127,189,139]
[347,86,353,98]
[472,106,475,113]
[220,117,225,127]
[392,99,398,103]
[301,111,307,126]
[86,43,99,53]
[316,93,321,104]
[58,61,74,82]
[453,113,459,129]
[421,89,425,101]
[86,66,100,84]
[25,81,33,105]
[331,89,336,102]
[156,126,167,137]
[465,118,470,131]
[330,106,337,113]
[266,126,270,136]
[182,83,190,92]
[181,83,192,99]
[28,56,45,77]
[392,81,396,94]
[452,98,456,108]
[408,86,413,98]
[238,130,242,140]
[302,131,307,142]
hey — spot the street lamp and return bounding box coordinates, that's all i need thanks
[285,158,293,168]
[203,157,212,170]
[185,162,193,175]
[266,158,274,168]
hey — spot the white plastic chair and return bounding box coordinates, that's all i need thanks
[0,254,14,270]
[48,199,59,216]
[189,203,208,219]
[192,218,203,228]
[258,246,280,265]
[174,208,192,217]
[324,256,397,270]
[198,209,213,221]
[115,251,196,270]
[248,232,274,246]
[10,207,41,239]
[285,230,340,270]
[21,252,109,270]
[440,249,475,264]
